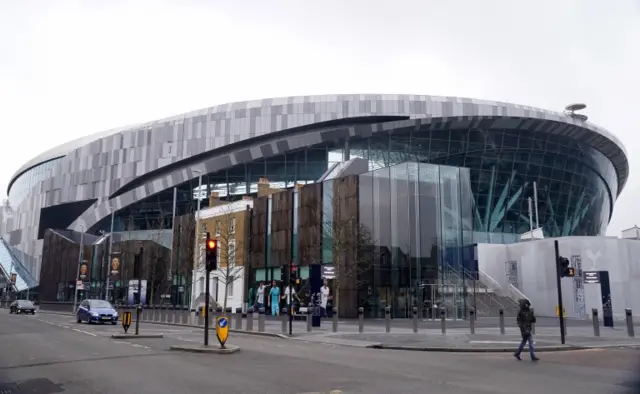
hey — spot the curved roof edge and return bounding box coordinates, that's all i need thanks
[9,94,628,195]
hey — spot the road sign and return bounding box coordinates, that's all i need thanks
[584,271,600,284]
[216,316,229,348]
[122,311,132,333]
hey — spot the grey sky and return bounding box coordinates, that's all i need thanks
[0,0,638,236]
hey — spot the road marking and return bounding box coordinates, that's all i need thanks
[469,341,524,345]
[72,328,97,337]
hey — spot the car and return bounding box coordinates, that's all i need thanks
[9,300,36,314]
[76,299,118,324]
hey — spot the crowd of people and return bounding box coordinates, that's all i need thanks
[250,279,333,316]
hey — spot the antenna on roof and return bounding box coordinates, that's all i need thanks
[564,103,588,122]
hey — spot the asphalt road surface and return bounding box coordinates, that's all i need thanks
[0,311,638,394]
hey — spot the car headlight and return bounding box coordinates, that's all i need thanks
[91,311,99,316]
[112,311,118,317]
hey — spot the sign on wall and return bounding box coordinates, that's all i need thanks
[583,271,601,284]
[505,261,518,289]
[571,255,586,318]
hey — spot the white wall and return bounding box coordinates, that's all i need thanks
[191,267,245,312]
[477,237,640,320]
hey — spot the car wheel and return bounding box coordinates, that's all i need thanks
[77,315,82,323]
[111,321,117,325]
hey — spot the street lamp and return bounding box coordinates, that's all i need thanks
[192,169,203,309]
[105,204,116,301]
[73,225,85,313]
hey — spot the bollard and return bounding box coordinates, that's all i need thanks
[234,308,242,330]
[182,307,189,324]
[307,309,313,333]
[440,308,446,334]
[358,307,364,333]
[531,308,536,335]
[499,309,505,335]
[168,306,175,324]
[626,309,635,338]
[258,308,266,332]
[332,307,338,333]
[591,308,600,337]
[385,306,391,333]
[281,313,287,334]
[412,306,418,334]
[469,309,475,334]
[225,307,233,329]
[153,307,159,322]
[160,307,167,323]
[246,309,254,331]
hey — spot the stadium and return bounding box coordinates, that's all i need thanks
[0,94,629,300]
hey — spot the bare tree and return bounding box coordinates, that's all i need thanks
[319,177,377,316]
[211,205,244,315]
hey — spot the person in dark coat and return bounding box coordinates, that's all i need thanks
[514,299,539,361]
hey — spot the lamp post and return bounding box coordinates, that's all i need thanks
[192,170,203,308]
[105,206,115,301]
[73,225,85,313]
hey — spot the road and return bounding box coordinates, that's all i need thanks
[0,311,638,393]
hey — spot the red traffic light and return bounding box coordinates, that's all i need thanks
[206,239,217,250]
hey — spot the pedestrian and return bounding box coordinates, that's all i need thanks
[254,282,265,312]
[514,299,539,362]
[320,279,330,317]
[269,280,280,316]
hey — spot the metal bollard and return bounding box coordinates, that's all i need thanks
[225,307,233,329]
[440,308,446,334]
[160,307,167,323]
[469,309,475,334]
[499,309,505,335]
[531,308,536,335]
[258,308,266,332]
[281,313,287,334]
[358,307,364,333]
[385,306,391,333]
[412,306,418,333]
[626,308,635,338]
[307,309,313,333]
[592,308,600,337]
[246,309,254,331]
[235,307,243,330]
[332,307,338,333]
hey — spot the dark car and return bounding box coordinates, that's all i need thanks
[9,300,36,314]
[76,299,118,324]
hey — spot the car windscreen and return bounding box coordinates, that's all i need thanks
[18,301,34,307]
[89,300,113,309]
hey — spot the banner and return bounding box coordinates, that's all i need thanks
[110,257,121,277]
[79,262,89,280]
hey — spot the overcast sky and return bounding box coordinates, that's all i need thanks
[0,0,638,236]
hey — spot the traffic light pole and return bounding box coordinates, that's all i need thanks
[204,268,210,346]
[554,240,566,344]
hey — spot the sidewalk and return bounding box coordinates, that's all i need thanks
[38,309,640,353]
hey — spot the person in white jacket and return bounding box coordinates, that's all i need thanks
[320,279,331,316]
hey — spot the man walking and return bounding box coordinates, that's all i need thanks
[514,299,539,362]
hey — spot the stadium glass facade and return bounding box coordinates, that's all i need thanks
[103,126,616,246]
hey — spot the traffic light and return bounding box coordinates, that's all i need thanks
[205,232,218,271]
[558,256,574,277]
